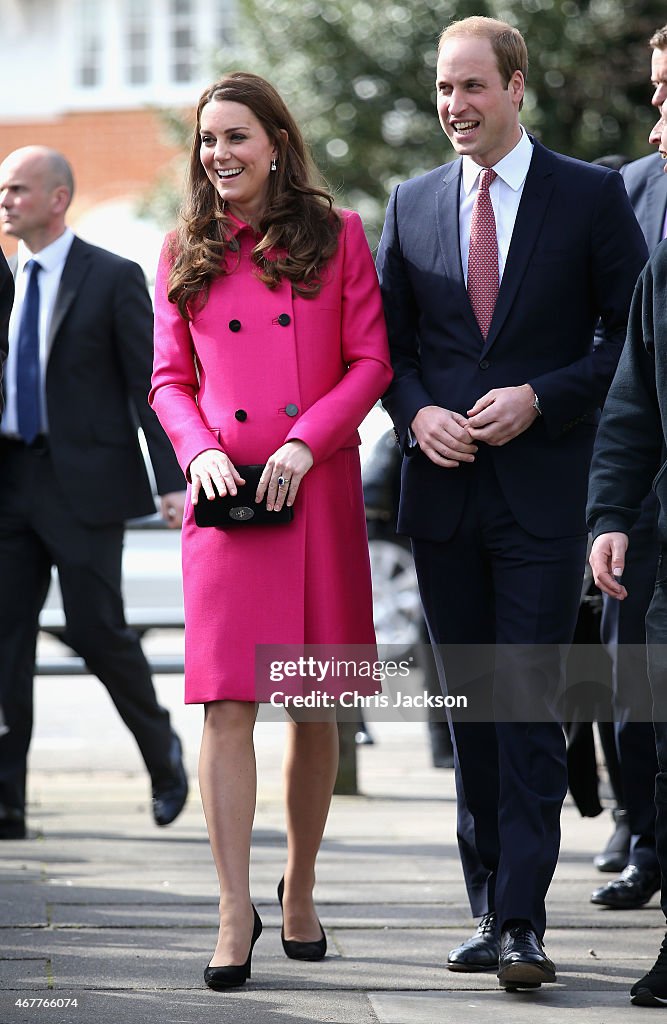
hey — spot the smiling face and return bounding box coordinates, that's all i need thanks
[199,99,278,226]
[436,34,524,168]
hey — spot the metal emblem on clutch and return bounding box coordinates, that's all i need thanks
[229,505,255,522]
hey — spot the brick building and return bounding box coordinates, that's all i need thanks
[0,0,234,278]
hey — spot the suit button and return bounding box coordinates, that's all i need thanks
[229,319,241,332]
[479,359,490,370]
[277,313,291,327]
[235,409,247,422]
[285,403,299,417]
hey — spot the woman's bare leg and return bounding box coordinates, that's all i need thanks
[199,699,258,965]
[281,715,339,939]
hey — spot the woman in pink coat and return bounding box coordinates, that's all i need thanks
[150,72,392,990]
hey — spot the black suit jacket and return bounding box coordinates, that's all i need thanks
[4,235,183,525]
[0,249,12,418]
[377,139,648,541]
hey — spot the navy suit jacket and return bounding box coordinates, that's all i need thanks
[377,138,648,542]
[621,150,667,250]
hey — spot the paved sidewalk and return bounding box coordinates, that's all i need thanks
[1,672,665,1024]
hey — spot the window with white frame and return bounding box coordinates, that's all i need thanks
[76,0,103,88]
[65,0,237,106]
[214,0,235,47]
[169,0,195,83]
[125,0,152,86]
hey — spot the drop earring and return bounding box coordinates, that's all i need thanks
[271,158,277,171]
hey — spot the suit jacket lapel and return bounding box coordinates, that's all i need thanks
[482,140,555,356]
[435,159,484,343]
[48,236,91,353]
[644,169,667,250]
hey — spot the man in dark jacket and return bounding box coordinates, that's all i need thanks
[589,106,667,1007]
[0,146,188,839]
[589,21,667,912]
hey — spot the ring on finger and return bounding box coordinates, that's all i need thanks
[278,476,288,488]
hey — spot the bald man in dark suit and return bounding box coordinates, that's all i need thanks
[0,146,188,839]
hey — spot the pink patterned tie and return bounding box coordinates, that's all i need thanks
[467,167,498,339]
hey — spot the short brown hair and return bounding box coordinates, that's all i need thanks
[649,25,667,50]
[439,16,528,89]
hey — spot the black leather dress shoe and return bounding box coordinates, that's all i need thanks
[0,805,26,840]
[631,929,667,1006]
[497,924,556,990]
[447,912,499,971]
[152,733,188,827]
[590,864,660,909]
[593,808,630,873]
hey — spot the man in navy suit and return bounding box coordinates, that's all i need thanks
[589,24,667,912]
[377,16,647,989]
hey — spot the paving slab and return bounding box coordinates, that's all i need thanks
[369,990,660,1024]
[3,691,664,1023]
[1,989,378,1024]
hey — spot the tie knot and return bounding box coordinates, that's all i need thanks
[25,259,41,276]
[479,168,496,191]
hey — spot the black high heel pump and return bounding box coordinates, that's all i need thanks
[204,905,263,990]
[277,877,327,961]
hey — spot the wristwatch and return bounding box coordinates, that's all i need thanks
[532,391,542,415]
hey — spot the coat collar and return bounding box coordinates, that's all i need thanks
[47,235,92,349]
[642,156,667,251]
[434,159,479,342]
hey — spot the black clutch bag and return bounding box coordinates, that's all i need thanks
[193,464,295,528]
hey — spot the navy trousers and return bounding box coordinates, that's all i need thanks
[412,455,587,938]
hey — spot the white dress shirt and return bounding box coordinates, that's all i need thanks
[3,228,75,436]
[459,127,534,284]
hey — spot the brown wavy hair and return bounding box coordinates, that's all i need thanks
[168,72,341,319]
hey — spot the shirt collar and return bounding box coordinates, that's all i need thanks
[18,227,75,273]
[461,126,534,195]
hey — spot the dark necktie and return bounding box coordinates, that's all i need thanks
[16,259,42,443]
[467,167,498,339]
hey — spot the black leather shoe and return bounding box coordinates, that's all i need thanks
[447,912,499,971]
[0,805,26,840]
[277,877,327,960]
[631,930,667,1006]
[152,733,188,827]
[204,905,262,990]
[590,864,660,909]
[593,808,630,873]
[497,924,556,990]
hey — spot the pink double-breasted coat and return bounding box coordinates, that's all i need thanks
[150,209,393,703]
